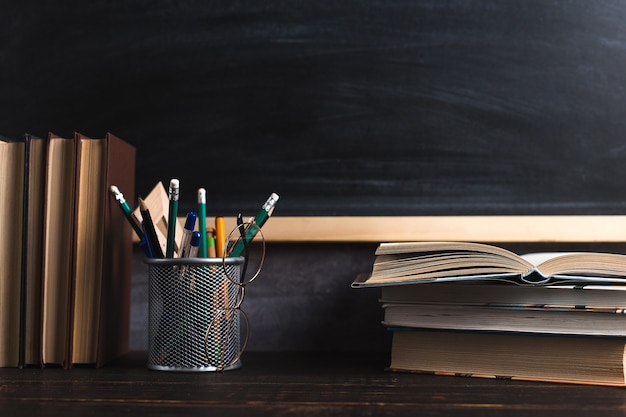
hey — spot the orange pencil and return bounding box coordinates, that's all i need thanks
[215,216,226,257]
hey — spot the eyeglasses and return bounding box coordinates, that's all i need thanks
[205,220,266,371]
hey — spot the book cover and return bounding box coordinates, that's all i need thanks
[0,138,25,367]
[95,132,135,367]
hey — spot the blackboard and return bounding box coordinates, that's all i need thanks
[3,1,626,216]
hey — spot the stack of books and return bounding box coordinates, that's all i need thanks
[353,241,626,386]
[0,132,135,368]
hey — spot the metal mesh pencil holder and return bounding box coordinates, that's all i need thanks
[146,257,246,372]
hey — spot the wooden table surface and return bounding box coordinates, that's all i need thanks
[1,351,625,416]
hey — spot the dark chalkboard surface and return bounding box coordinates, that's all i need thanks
[3,1,626,216]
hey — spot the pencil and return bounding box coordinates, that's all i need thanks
[215,216,226,258]
[139,197,164,258]
[166,179,179,258]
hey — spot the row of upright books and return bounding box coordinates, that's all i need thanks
[0,132,135,368]
[354,241,626,387]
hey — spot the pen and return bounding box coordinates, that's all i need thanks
[179,211,197,258]
[110,185,144,239]
[179,230,202,284]
[186,231,203,290]
[215,216,226,258]
[166,179,179,258]
[187,231,201,258]
[228,193,279,257]
[198,188,208,258]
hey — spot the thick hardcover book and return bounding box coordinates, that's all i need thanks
[0,138,25,367]
[41,132,77,368]
[353,241,626,288]
[71,132,106,364]
[389,329,626,387]
[378,282,626,308]
[19,134,46,367]
[97,133,135,367]
[71,133,135,367]
[382,302,626,337]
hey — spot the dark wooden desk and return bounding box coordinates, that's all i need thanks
[1,351,625,416]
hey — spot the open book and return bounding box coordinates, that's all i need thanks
[352,241,626,287]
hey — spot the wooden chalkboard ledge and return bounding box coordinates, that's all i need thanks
[219,215,626,243]
[136,215,626,244]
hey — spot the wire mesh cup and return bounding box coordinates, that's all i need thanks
[146,257,247,372]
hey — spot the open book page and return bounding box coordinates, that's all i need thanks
[355,242,626,288]
[376,241,526,258]
[520,252,573,266]
[522,252,626,281]
[362,242,535,286]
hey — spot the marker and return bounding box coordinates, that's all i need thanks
[166,179,179,258]
[179,211,197,258]
[198,188,208,258]
[110,185,143,239]
[228,193,279,257]
[215,216,226,257]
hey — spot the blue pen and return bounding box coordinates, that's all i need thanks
[188,231,201,258]
[179,211,197,258]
